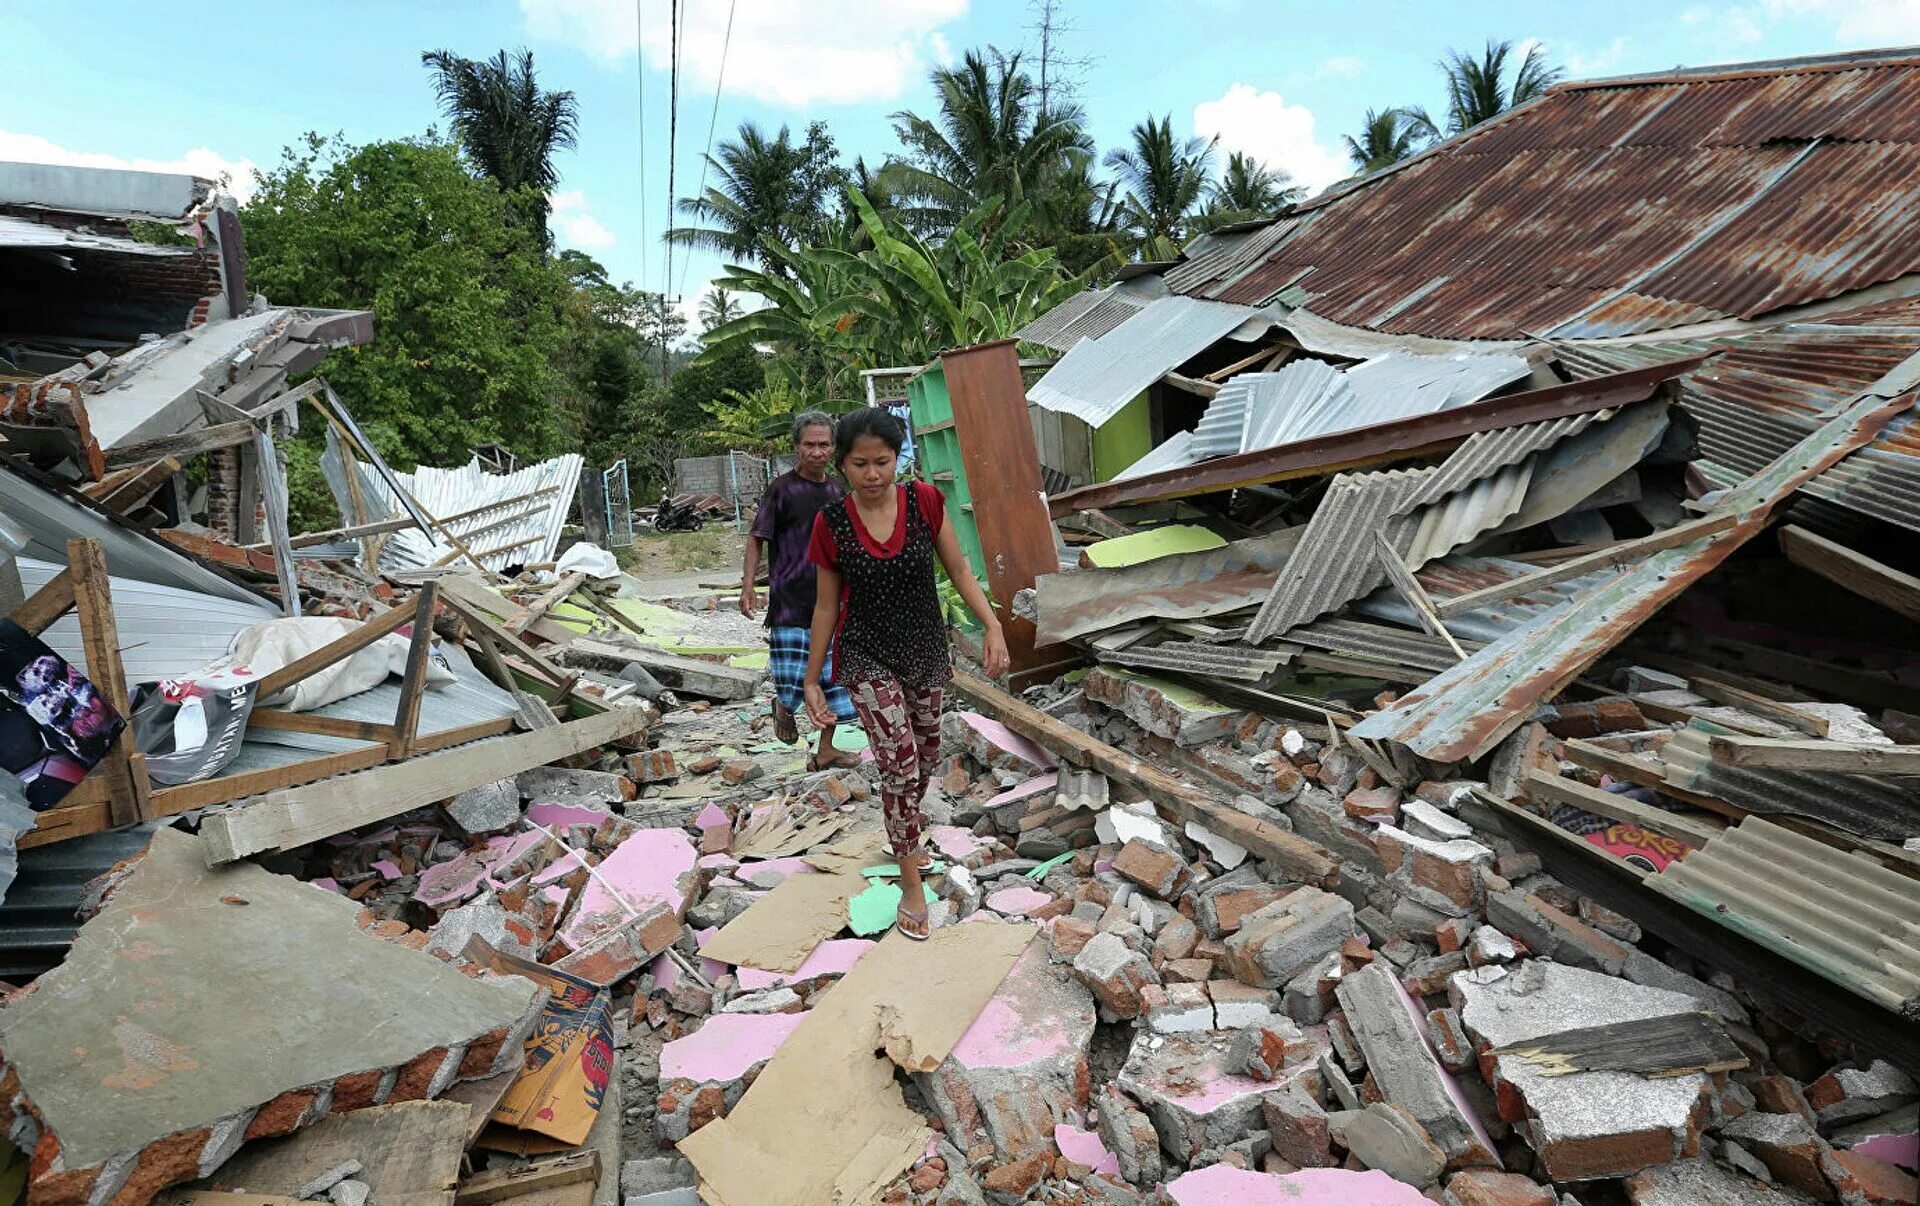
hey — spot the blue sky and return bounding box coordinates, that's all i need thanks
[6,0,1918,335]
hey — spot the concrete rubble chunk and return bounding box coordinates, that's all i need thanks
[1334,1101,1448,1188]
[0,830,543,1205]
[518,764,633,806]
[1262,1083,1333,1168]
[425,891,537,962]
[444,777,524,833]
[1073,931,1161,1021]
[1113,839,1190,899]
[1819,1145,1919,1206]
[1334,962,1499,1171]
[1400,798,1474,843]
[1093,1082,1163,1188]
[1722,1111,1835,1199]
[1807,1061,1919,1128]
[1451,961,1714,1183]
[1224,888,1355,989]
[1486,889,1628,975]
[1442,1168,1557,1206]
[656,1011,807,1142]
[1375,825,1495,918]
[1116,1027,1328,1165]
[919,944,1097,1161]
[1624,1157,1824,1205]
[1229,1022,1310,1082]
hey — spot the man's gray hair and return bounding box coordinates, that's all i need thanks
[791,410,835,445]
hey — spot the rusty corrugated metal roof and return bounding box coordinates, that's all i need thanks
[1014,285,1155,352]
[1659,728,1920,840]
[1100,640,1291,682]
[1646,816,1920,1017]
[1202,52,1920,341]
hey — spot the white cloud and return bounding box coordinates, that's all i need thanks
[549,189,618,251]
[520,0,968,107]
[1766,0,1920,45]
[1316,55,1365,79]
[673,279,763,346]
[1192,84,1352,195]
[1561,36,1636,78]
[0,129,259,204]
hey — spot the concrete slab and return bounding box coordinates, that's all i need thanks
[0,830,541,1202]
[1117,1028,1326,1162]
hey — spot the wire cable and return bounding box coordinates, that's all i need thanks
[679,0,736,300]
[633,0,648,292]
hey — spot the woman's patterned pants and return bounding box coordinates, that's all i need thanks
[847,676,944,858]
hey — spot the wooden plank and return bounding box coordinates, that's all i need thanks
[411,716,516,754]
[560,638,759,702]
[252,603,415,700]
[1201,343,1284,383]
[505,572,588,636]
[78,463,145,500]
[454,1152,599,1206]
[202,1099,467,1206]
[1432,514,1739,618]
[255,427,301,616]
[1779,524,1920,623]
[1521,768,1722,848]
[7,569,74,635]
[1372,531,1466,660]
[246,708,397,744]
[1492,1011,1747,1079]
[576,587,645,636]
[251,514,414,552]
[390,584,439,758]
[68,539,145,827]
[1706,733,1920,774]
[1691,677,1830,737]
[103,419,255,467]
[198,705,650,862]
[146,746,393,817]
[1680,634,1920,715]
[96,456,180,514]
[17,796,112,849]
[437,579,573,687]
[949,670,1340,886]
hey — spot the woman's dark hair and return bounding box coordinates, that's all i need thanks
[833,406,906,471]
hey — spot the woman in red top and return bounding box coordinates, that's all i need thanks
[805,407,1008,939]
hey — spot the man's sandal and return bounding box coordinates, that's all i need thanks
[772,702,799,745]
[806,749,861,772]
[895,902,931,940]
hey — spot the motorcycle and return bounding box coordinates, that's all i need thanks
[650,492,706,533]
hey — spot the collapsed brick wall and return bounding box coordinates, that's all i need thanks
[0,206,224,341]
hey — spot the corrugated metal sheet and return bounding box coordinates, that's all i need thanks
[1397,410,1609,509]
[1113,431,1200,481]
[0,214,188,256]
[1031,526,1302,646]
[1349,363,1920,761]
[0,822,168,982]
[16,558,275,685]
[1658,727,1920,840]
[1028,296,1259,427]
[1015,285,1155,352]
[1226,353,1532,457]
[1353,555,1622,643]
[1100,640,1290,682]
[1287,617,1479,673]
[1646,816,1919,1016]
[1199,54,1920,340]
[325,447,583,574]
[1163,218,1304,298]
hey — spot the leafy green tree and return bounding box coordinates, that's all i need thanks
[1197,151,1303,231]
[1343,107,1429,173]
[700,287,743,331]
[882,48,1093,238]
[663,341,767,447]
[1407,41,1564,138]
[1105,116,1217,258]
[421,48,578,244]
[551,250,682,468]
[666,122,844,276]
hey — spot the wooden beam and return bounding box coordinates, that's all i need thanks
[95,456,180,514]
[1705,733,1920,775]
[67,539,148,826]
[455,1151,599,1206]
[1521,768,1722,848]
[1779,524,1920,623]
[17,796,112,849]
[8,569,74,635]
[255,427,301,616]
[1202,343,1284,383]
[1691,677,1830,737]
[249,514,415,552]
[246,708,398,744]
[410,716,516,754]
[505,572,587,636]
[560,638,760,702]
[1372,531,1466,660]
[1160,371,1221,399]
[198,705,650,862]
[389,584,439,758]
[252,603,415,700]
[145,746,392,817]
[1432,513,1739,618]
[103,419,255,467]
[436,577,573,688]
[948,671,1340,886]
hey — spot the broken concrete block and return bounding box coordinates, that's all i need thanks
[425,891,536,963]
[1375,825,1495,918]
[1082,667,1241,747]
[1624,1156,1824,1205]
[1820,1145,1918,1206]
[1093,1083,1163,1188]
[919,944,1096,1161]
[1225,888,1356,989]
[1072,932,1160,1021]
[1165,1165,1430,1204]
[1153,914,1200,963]
[1442,1169,1557,1206]
[1335,962,1499,1171]
[945,711,1058,774]
[686,883,759,930]
[1282,951,1343,1025]
[1208,980,1284,1029]
[1049,916,1097,961]
[0,830,542,1205]
[558,828,700,952]
[1261,1082,1332,1167]
[1451,961,1715,1182]
[1334,1102,1447,1188]
[1288,787,1384,873]
[1117,1028,1326,1164]
[1427,1008,1474,1075]
[1144,981,1217,1035]
[980,1151,1048,1203]
[1722,1112,1834,1199]
[1828,1102,1918,1170]
[628,749,679,783]
[985,884,1054,918]
[1342,785,1401,825]
[518,764,633,806]
[1806,1061,1919,1128]
[656,1012,808,1141]
[623,1153,699,1199]
[1619,949,1748,1025]
[328,1179,371,1206]
[1229,1023,1311,1083]
[1486,890,1628,975]
[1113,839,1189,899]
[1467,926,1519,968]
[720,758,764,785]
[1195,881,1291,941]
[445,778,523,833]
[554,901,685,986]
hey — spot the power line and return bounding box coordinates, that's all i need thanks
[678,0,736,301]
[662,0,681,379]
[633,0,649,293]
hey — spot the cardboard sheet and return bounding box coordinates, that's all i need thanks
[700,867,869,973]
[802,829,891,874]
[679,921,1036,1206]
[199,1101,467,1206]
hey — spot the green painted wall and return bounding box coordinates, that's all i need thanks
[1091,392,1153,481]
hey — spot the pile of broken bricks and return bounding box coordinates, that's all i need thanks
[0,657,1914,1206]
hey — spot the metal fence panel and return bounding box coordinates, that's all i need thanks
[603,459,633,548]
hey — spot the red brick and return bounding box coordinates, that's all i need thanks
[387,1046,450,1102]
[1443,1169,1556,1206]
[1342,786,1400,824]
[244,1087,319,1139]
[459,1027,511,1078]
[108,1127,211,1206]
[982,1152,1048,1197]
[1823,1148,1918,1206]
[1113,839,1190,899]
[1753,1075,1817,1124]
[1535,1127,1680,1183]
[1049,917,1097,960]
[330,1068,386,1111]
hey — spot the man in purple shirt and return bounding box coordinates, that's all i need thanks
[742,412,859,768]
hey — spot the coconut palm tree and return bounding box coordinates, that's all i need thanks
[1105,116,1217,259]
[1343,108,1430,174]
[1197,152,1304,231]
[1407,40,1564,139]
[665,122,843,277]
[882,48,1093,239]
[699,287,743,332]
[420,48,578,244]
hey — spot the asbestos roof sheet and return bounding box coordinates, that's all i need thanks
[1015,285,1155,352]
[16,557,275,686]
[1201,53,1920,340]
[1658,727,1920,840]
[325,447,584,574]
[1647,815,1920,1015]
[1028,296,1259,428]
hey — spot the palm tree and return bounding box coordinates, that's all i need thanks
[1197,152,1304,231]
[699,287,743,332]
[1343,108,1429,174]
[882,48,1093,238]
[1105,116,1217,258]
[1408,40,1564,138]
[421,48,578,243]
[665,122,843,276]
